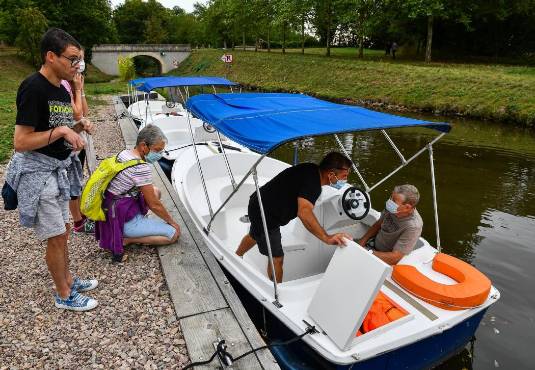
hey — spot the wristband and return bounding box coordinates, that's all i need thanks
[48,127,56,144]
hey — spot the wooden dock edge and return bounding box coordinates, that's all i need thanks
[113,96,280,370]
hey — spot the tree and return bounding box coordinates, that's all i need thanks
[171,5,186,16]
[15,7,48,68]
[166,12,201,45]
[0,0,33,44]
[284,0,313,54]
[113,0,167,43]
[144,15,167,43]
[341,0,385,58]
[247,0,272,51]
[199,0,235,49]
[318,0,333,57]
[274,0,293,53]
[466,0,535,57]
[403,0,472,62]
[256,0,276,52]
[36,0,117,59]
[310,0,346,56]
[227,0,254,50]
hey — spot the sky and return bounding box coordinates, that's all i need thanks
[110,0,206,13]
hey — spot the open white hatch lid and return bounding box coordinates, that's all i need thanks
[307,240,392,350]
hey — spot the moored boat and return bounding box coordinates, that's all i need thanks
[171,93,499,368]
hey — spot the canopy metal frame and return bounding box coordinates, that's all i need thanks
[187,120,447,303]
[127,81,237,128]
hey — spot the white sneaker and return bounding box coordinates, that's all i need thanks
[71,277,98,292]
[54,291,98,311]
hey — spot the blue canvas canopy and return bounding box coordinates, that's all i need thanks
[186,93,451,154]
[128,76,238,92]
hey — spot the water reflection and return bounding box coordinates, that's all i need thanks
[271,117,535,369]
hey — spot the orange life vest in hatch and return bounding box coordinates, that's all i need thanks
[357,292,407,335]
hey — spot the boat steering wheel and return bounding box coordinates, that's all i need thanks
[341,187,371,221]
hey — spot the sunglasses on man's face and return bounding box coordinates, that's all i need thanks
[59,54,81,67]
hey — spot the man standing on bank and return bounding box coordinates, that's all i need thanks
[236,152,353,283]
[7,28,98,311]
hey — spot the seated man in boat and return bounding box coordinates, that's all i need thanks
[358,184,423,265]
[95,125,181,262]
[235,152,353,283]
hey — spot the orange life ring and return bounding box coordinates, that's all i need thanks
[392,253,491,310]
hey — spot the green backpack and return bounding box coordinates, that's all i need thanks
[80,154,145,221]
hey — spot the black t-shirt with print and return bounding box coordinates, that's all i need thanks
[16,72,74,160]
[249,163,322,229]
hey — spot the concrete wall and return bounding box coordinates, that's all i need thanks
[91,44,191,76]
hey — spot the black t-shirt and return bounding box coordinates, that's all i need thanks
[249,163,322,229]
[16,72,74,160]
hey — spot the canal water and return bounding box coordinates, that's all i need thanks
[270,117,535,369]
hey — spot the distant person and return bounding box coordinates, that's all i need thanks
[391,42,399,59]
[61,47,96,234]
[235,152,353,283]
[357,184,423,265]
[94,125,180,263]
[385,42,391,56]
[5,28,98,311]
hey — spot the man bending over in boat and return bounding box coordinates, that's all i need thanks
[236,152,353,283]
[358,184,423,265]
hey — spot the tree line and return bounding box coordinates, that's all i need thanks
[1,0,534,67]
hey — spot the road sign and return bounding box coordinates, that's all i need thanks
[220,54,233,63]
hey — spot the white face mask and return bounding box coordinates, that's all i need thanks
[77,60,85,73]
[385,198,399,213]
[329,174,347,190]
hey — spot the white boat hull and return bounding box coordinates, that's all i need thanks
[170,149,500,366]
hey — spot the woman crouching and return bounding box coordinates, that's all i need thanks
[95,125,180,262]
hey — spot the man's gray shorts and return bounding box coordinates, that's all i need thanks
[34,173,70,240]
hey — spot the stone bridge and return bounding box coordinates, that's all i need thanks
[91,44,191,76]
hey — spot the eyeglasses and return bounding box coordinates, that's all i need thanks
[60,54,81,67]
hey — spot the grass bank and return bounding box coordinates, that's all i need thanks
[0,47,126,162]
[0,48,34,162]
[171,49,535,127]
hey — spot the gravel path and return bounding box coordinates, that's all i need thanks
[0,96,189,369]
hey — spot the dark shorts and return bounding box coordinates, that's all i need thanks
[249,223,283,258]
[247,196,284,257]
[247,197,283,257]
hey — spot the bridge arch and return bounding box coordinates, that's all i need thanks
[91,44,191,76]
[132,54,163,76]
